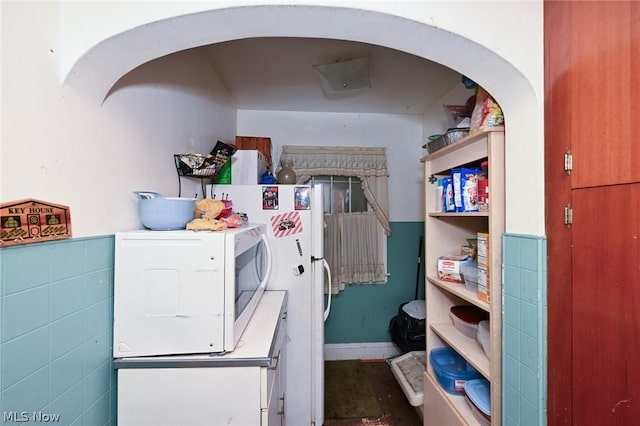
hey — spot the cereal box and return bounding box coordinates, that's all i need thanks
[477,232,490,302]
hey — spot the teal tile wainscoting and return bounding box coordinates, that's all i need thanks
[1,236,116,426]
[0,227,548,425]
[0,225,423,424]
[324,221,425,344]
[503,233,547,426]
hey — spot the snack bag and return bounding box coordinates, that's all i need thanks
[443,177,456,212]
[461,167,482,212]
[451,168,463,212]
[222,213,248,228]
[452,167,482,212]
[469,87,504,133]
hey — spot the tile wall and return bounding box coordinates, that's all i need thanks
[502,233,547,426]
[0,236,116,426]
[0,231,548,425]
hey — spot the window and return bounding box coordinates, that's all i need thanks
[278,145,390,293]
[311,175,368,214]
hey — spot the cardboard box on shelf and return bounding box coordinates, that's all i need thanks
[477,232,490,302]
[437,255,473,284]
[477,264,490,303]
[235,136,273,171]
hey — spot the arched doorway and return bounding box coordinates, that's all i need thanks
[63,4,543,232]
[61,5,542,425]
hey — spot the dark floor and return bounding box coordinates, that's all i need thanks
[324,360,422,426]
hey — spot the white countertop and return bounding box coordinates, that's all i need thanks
[114,290,287,368]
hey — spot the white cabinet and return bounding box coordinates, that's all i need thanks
[421,128,504,425]
[116,291,287,426]
[263,313,286,426]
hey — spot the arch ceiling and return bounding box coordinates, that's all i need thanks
[62,5,535,116]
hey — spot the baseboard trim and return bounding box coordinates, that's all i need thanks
[324,342,401,361]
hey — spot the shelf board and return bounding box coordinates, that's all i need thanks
[423,127,503,426]
[425,368,483,426]
[428,211,489,218]
[427,275,490,311]
[430,323,490,380]
[420,126,504,163]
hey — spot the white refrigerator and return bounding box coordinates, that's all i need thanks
[213,184,330,426]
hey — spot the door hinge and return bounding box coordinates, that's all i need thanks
[564,204,573,227]
[564,150,573,175]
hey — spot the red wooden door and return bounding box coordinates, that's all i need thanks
[571,185,640,425]
[545,1,640,425]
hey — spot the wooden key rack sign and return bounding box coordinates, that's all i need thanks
[1,199,72,247]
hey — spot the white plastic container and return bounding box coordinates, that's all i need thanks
[390,351,427,407]
[461,262,479,292]
[231,150,267,184]
[449,306,488,338]
[477,320,490,359]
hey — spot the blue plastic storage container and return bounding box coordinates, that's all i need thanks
[429,347,482,395]
[464,378,491,425]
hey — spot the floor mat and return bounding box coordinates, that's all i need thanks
[325,359,383,419]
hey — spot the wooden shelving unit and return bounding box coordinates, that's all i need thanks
[421,127,504,425]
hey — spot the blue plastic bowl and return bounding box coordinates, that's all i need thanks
[134,191,195,230]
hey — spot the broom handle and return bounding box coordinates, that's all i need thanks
[415,236,423,300]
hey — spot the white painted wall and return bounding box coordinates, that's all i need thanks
[238,79,473,223]
[238,110,426,222]
[423,84,476,142]
[1,4,236,235]
[101,51,238,219]
[1,1,544,237]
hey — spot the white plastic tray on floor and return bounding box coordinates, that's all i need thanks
[390,350,427,407]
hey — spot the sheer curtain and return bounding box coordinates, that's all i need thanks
[278,145,390,293]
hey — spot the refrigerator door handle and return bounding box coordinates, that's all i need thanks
[260,234,274,289]
[323,258,332,321]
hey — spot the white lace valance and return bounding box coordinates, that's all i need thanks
[279,145,391,238]
[278,145,388,177]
